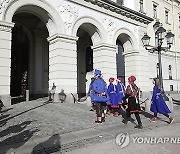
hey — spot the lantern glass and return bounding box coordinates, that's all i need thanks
[153,19,160,32]
[141,33,151,46]
[165,31,174,45]
[155,26,166,40]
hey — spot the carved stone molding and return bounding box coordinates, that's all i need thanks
[0,0,11,14]
[102,18,116,41]
[0,21,14,32]
[133,26,138,34]
[58,5,78,33]
[47,33,78,45]
[84,0,153,24]
[92,43,117,51]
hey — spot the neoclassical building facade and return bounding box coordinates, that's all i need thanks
[0,0,179,105]
[123,0,180,93]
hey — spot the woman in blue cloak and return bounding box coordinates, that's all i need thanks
[107,77,118,117]
[91,69,108,123]
[150,78,174,124]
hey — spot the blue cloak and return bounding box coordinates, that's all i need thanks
[107,83,118,108]
[150,85,171,114]
[116,83,125,104]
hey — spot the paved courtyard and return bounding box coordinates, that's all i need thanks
[0,98,180,154]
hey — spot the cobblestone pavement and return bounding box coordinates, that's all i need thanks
[0,98,180,154]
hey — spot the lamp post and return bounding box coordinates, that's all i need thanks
[141,19,174,100]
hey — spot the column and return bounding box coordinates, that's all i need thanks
[124,49,150,90]
[92,43,117,82]
[34,31,43,93]
[47,33,78,103]
[0,21,14,106]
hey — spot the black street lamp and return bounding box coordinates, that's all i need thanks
[141,19,174,100]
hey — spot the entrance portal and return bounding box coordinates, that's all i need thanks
[11,25,29,98]
[116,40,125,85]
[77,28,93,99]
[11,13,49,103]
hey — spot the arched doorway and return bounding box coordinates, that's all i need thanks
[77,28,93,99]
[116,39,125,85]
[115,32,134,86]
[11,24,29,98]
[72,17,104,99]
[1,0,63,105]
[11,12,49,103]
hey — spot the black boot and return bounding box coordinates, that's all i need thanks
[134,124,143,129]
[122,119,128,124]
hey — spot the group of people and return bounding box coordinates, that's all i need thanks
[88,69,174,129]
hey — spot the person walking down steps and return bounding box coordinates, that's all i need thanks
[116,77,126,113]
[91,69,108,123]
[107,77,118,117]
[122,75,143,129]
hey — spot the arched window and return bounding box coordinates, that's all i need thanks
[169,65,172,80]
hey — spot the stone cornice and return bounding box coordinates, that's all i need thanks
[123,50,139,56]
[84,0,153,24]
[0,21,14,32]
[174,0,180,5]
[92,43,117,50]
[47,33,78,45]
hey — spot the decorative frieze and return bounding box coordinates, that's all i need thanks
[0,0,11,14]
[58,5,78,33]
[102,18,116,41]
[133,27,138,34]
[84,0,153,24]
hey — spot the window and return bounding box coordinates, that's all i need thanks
[169,65,172,80]
[139,0,144,13]
[156,63,159,78]
[170,85,173,91]
[153,4,158,18]
[165,10,169,24]
[117,0,124,5]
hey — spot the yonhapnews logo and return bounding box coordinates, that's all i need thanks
[115,133,180,149]
[115,133,130,148]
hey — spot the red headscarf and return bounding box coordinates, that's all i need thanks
[128,75,136,83]
[109,77,115,83]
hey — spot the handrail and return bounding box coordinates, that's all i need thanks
[172,98,180,103]
[139,98,149,105]
[71,93,89,103]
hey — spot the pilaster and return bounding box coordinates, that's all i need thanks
[92,43,117,82]
[47,33,78,103]
[0,21,14,106]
